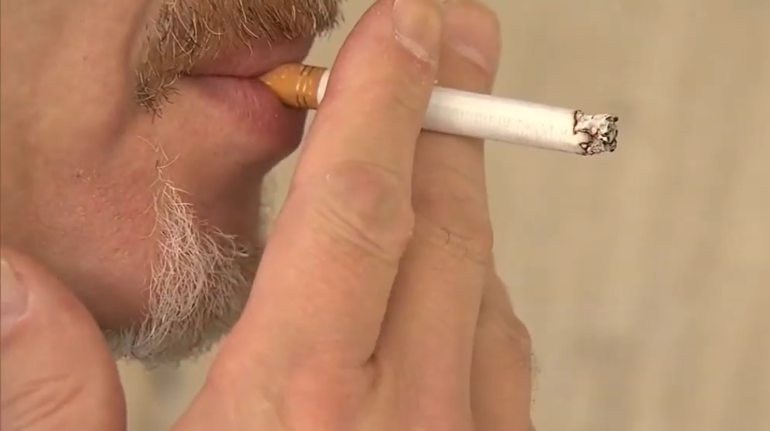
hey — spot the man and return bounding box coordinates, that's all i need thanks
[0,0,534,429]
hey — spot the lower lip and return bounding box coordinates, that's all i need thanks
[187,75,308,150]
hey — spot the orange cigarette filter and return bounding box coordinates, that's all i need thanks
[258,64,327,110]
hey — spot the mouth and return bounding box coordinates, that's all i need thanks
[182,37,316,153]
[189,37,316,79]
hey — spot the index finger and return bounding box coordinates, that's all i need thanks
[225,0,442,368]
[294,0,441,185]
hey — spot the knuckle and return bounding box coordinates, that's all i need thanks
[387,66,434,117]
[345,64,432,122]
[480,295,533,370]
[416,216,494,266]
[498,314,533,370]
[413,181,494,264]
[297,161,415,262]
[507,316,533,359]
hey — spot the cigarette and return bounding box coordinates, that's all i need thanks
[259,64,619,156]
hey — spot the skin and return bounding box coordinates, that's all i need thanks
[0,0,534,429]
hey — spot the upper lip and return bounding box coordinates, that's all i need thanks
[189,37,315,78]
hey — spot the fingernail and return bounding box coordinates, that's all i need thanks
[1,259,29,336]
[392,0,442,62]
[442,0,500,73]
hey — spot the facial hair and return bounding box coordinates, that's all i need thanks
[105,0,342,366]
[105,174,261,367]
[136,0,342,112]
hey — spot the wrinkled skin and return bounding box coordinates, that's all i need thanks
[0,0,535,430]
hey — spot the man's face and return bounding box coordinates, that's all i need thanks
[0,0,342,365]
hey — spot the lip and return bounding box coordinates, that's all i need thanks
[183,37,315,152]
[190,37,315,78]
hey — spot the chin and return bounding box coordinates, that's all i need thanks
[104,223,263,367]
[95,170,283,367]
[100,117,296,365]
[100,89,303,365]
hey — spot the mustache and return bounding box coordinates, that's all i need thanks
[136,0,343,110]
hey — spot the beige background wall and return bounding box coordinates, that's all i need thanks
[119,1,770,430]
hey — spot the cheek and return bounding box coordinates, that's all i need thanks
[1,160,159,328]
[121,80,303,241]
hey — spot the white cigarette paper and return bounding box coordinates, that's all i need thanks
[317,70,619,156]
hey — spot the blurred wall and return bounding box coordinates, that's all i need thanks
[119,1,770,430]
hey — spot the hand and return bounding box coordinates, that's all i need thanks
[0,0,533,430]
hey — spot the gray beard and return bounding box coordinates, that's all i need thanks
[104,172,275,368]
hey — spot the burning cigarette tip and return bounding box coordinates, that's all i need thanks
[574,112,619,155]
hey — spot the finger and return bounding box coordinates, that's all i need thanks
[294,0,441,183]
[472,271,534,431]
[376,0,501,401]
[0,251,125,431]
[221,0,443,369]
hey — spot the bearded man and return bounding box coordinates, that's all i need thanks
[0,0,534,429]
